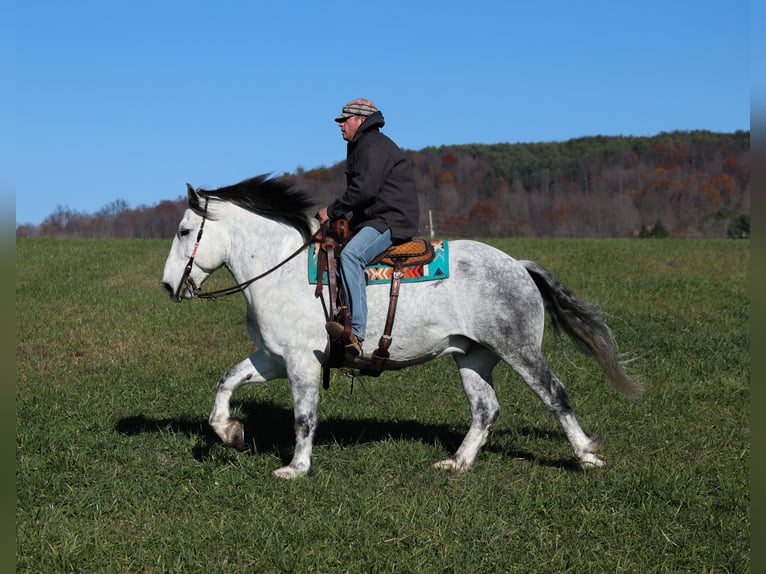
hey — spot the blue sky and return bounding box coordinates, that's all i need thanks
[12,1,752,226]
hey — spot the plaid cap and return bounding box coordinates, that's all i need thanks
[334,98,378,122]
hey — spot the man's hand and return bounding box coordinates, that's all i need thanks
[316,207,330,224]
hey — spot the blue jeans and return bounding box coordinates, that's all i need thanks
[339,226,392,340]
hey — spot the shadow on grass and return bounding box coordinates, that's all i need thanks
[115,399,580,471]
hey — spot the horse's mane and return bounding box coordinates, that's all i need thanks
[191,174,317,241]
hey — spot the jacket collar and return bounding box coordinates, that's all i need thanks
[350,111,385,143]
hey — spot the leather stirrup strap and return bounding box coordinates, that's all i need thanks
[315,243,327,298]
[367,260,404,374]
[326,242,339,320]
[318,240,345,390]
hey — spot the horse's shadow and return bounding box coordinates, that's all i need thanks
[114,400,580,471]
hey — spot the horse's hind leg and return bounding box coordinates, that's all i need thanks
[209,350,285,451]
[435,347,500,472]
[511,349,604,467]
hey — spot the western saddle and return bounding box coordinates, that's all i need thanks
[315,218,435,386]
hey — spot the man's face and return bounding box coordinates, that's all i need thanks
[339,115,365,142]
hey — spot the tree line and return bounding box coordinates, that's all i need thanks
[16,130,750,239]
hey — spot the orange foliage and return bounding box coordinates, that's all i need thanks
[702,172,736,209]
[436,168,454,185]
[709,172,735,196]
[702,185,722,208]
[723,155,739,175]
[651,141,685,169]
[469,201,499,225]
[442,215,469,234]
[547,203,584,225]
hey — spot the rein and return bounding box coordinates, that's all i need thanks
[176,199,321,301]
[197,236,319,300]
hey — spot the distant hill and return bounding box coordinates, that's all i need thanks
[17,130,749,239]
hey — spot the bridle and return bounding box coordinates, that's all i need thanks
[173,198,209,301]
[174,198,321,301]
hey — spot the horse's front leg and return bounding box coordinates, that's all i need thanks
[272,357,323,480]
[209,350,285,451]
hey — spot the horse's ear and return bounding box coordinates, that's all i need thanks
[186,183,200,205]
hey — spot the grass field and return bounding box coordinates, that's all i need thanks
[16,237,749,572]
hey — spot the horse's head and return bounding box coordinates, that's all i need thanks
[161,184,227,301]
[161,174,317,301]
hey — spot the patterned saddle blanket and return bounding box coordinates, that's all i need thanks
[308,240,449,285]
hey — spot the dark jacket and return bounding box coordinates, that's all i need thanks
[327,111,419,242]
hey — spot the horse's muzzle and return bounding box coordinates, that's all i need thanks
[161,282,181,302]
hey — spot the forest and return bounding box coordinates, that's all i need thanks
[16,130,750,239]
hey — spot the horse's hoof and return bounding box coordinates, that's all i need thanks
[580,453,606,468]
[273,465,307,480]
[225,420,246,451]
[433,458,465,472]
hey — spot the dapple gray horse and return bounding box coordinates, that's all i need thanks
[161,175,642,479]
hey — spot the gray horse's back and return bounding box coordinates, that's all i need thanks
[363,240,545,363]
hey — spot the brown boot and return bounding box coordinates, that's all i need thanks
[345,333,363,357]
[325,321,345,341]
[325,322,363,357]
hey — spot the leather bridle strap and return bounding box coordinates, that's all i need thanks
[174,198,209,301]
[175,199,322,301]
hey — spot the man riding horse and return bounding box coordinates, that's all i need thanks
[316,98,420,357]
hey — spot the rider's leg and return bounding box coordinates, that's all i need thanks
[338,226,392,341]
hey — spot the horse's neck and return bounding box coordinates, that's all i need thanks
[224,211,311,287]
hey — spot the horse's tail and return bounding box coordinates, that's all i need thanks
[521,260,644,399]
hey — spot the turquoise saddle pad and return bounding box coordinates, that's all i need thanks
[308,240,449,285]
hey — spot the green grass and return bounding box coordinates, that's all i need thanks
[16,237,749,572]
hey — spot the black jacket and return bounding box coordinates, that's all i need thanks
[327,111,419,242]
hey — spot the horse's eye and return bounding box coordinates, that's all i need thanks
[179,229,191,238]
